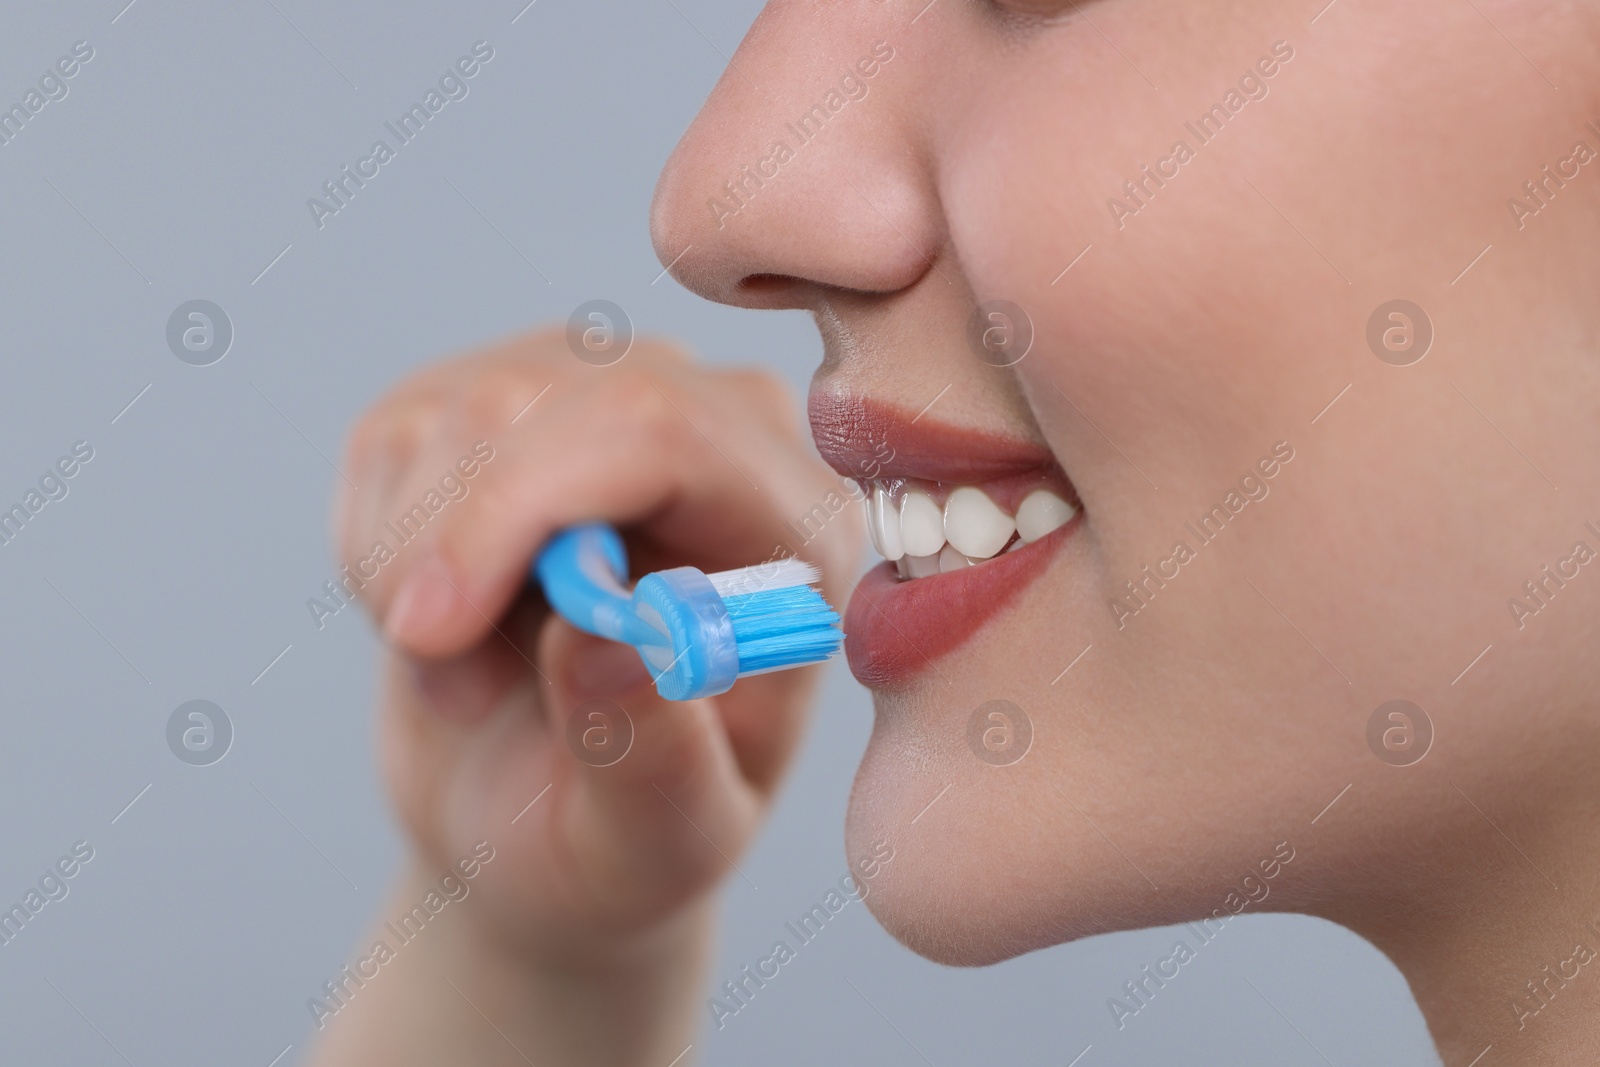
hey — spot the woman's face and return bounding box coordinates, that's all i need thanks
[652,0,1600,969]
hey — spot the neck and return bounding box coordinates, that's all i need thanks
[1323,799,1600,1065]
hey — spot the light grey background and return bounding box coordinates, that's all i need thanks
[0,1,1440,1063]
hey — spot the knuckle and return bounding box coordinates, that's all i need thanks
[460,377,526,434]
[347,388,445,476]
[457,358,560,439]
[608,367,674,426]
[380,411,434,469]
[606,370,689,459]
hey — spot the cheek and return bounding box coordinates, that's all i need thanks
[843,0,1600,966]
[942,45,1295,527]
[920,1,1575,939]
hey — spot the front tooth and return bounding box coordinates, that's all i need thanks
[874,484,904,561]
[899,489,945,557]
[943,486,1014,559]
[903,552,941,578]
[862,489,884,557]
[938,544,974,573]
[1015,489,1076,542]
[895,556,912,579]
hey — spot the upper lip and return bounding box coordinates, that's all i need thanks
[808,392,1059,484]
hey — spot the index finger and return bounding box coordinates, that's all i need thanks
[366,369,820,661]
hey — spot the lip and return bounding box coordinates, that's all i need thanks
[810,392,1058,483]
[810,392,1082,687]
[842,518,1079,687]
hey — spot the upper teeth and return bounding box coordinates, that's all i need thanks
[898,488,944,558]
[943,486,1013,557]
[1015,488,1077,543]
[862,484,1076,577]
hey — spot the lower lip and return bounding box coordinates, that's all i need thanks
[841,517,1080,688]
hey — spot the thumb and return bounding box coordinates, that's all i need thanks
[538,618,759,912]
[559,628,656,704]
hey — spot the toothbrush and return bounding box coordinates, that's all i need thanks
[533,522,843,701]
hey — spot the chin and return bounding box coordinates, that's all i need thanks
[841,691,1153,970]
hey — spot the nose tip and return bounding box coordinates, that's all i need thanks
[647,20,937,309]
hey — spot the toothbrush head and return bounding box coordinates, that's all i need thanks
[634,560,842,701]
[533,523,843,702]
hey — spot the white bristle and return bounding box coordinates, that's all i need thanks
[706,557,821,597]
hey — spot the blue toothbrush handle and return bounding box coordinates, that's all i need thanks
[533,523,660,647]
[533,522,743,701]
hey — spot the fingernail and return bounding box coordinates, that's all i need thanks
[568,641,652,701]
[386,553,458,646]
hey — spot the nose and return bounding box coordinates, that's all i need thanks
[650,2,942,309]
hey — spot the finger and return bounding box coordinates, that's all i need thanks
[376,371,809,660]
[709,661,820,795]
[337,389,448,592]
[336,332,737,620]
[405,629,538,726]
[388,591,551,720]
[533,616,762,918]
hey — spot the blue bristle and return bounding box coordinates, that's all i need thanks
[722,585,843,674]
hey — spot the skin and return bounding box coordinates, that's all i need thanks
[304,337,859,1064]
[311,2,1600,1064]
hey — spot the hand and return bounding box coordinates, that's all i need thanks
[335,327,859,962]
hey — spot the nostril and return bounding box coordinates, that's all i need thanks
[728,271,818,310]
[737,273,795,296]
